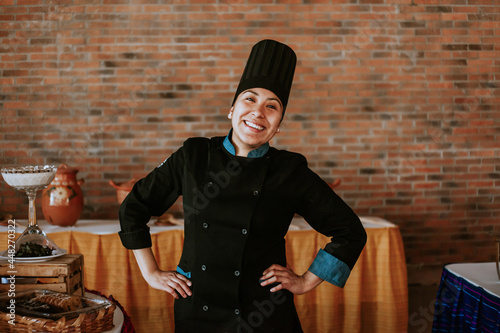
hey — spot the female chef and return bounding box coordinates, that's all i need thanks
[118,39,367,332]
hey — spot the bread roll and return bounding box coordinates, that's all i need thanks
[32,293,82,312]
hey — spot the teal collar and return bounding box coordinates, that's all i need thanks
[223,130,269,158]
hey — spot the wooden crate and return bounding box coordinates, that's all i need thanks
[0,254,84,296]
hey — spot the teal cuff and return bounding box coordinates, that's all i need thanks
[308,249,351,288]
[176,265,191,279]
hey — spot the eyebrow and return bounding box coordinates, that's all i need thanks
[244,90,283,107]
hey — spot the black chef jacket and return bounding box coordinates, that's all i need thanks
[118,136,367,333]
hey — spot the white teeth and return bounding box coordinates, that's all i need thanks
[245,121,264,130]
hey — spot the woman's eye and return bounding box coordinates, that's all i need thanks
[246,97,255,102]
[267,105,277,110]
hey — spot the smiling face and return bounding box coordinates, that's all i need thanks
[228,88,283,157]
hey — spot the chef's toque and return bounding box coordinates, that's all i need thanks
[232,39,297,116]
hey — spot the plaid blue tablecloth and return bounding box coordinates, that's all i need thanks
[432,264,500,333]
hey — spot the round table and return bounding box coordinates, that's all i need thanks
[0,216,407,333]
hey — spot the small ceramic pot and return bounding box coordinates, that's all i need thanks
[109,179,137,204]
[41,164,84,226]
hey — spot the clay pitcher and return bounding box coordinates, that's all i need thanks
[42,164,84,226]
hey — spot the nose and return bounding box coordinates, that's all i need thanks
[251,103,265,118]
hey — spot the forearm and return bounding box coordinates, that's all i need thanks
[132,247,160,278]
[302,270,324,293]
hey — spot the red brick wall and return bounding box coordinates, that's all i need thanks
[1,1,499,283]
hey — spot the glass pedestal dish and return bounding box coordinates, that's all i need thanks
[1,165,66,260]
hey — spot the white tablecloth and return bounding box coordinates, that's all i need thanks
[5,216,397,235]
[445,262,500,297]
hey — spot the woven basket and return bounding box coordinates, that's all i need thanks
[0,299,115,333]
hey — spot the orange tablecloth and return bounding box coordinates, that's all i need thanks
[0,218,407,332]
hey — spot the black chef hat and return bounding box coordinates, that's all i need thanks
[232,39,297,115]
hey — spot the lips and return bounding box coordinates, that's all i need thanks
[244,120,264,131]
